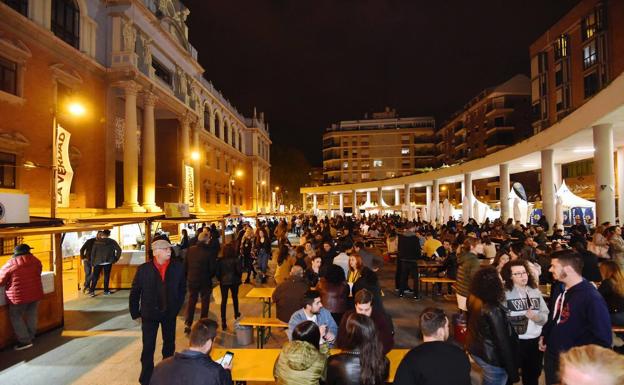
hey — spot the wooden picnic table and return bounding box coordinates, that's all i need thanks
[210,348,409,384]
[246,287,276,318]
[237,316,288,348]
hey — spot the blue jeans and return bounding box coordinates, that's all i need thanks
[257,249,269,273]
[473,355,508,385]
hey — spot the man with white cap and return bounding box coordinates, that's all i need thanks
[130,239,186,385]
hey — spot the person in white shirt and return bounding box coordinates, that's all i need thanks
[333,245,350,279]
[501,259,549,385]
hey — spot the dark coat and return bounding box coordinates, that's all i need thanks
[184,243,217,288]
[317,278,349,314]
[398,233,422,262]
[466,295,519,382]
[326,351,389,385]
[90,238,122,265]
[79,237,96,261]
[272,276,310,323]
[216,255,242,286]
[129,260,186,320]
[350,267,384,311]
[337,309,394,355]
[149,350,232,385]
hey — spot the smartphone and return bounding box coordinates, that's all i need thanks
[220,351,234,367]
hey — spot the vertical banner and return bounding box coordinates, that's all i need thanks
[184,164,195,207]
[56,125,73,207]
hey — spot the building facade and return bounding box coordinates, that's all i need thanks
[530,0,624,133]
[323,108,437,185]
[0,0,272,218]
[436,74,533,165]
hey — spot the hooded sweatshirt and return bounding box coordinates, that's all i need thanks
[273,340,328,385]
[542,279,612,355]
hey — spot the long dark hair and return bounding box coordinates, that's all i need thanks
[469,266,504,305]
[277,245,290,266]
[342,313,386,385]
[292,320,320,350]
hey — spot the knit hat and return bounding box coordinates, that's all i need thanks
[13,244,33,256]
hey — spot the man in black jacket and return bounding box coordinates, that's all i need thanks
[79,231,101,292]
[130,239,186,385]
[184,231,218,334]
[397,228,423,299]
[149,318,232,385]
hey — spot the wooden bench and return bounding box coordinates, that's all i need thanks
[237,317,288,348]
[613,325,624,334]
[419,277,456,297]
[245,287,276,318]
[210,348,408,384]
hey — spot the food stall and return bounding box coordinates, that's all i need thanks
[0,222,110,349]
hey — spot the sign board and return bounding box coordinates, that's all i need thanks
[56,125,74,207]
[184,164,195,207]
[0,192,29,223]
[164,202,190,218]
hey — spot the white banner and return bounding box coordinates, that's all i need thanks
[184,164,195,207]
[56,125,73,208]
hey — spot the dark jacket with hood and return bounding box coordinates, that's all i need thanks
[542,279,612,356]
[90,237,122,265]
[185,243,217,288]
[129,260,186,320]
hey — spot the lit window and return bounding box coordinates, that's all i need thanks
[343,162,348,169]
[373,160,383,168]
[401,148,409,155]
[0,151,16,188]
[361,172,370,180]
[554,35,568,60]
[583,41,597,69]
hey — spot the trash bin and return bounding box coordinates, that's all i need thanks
[235,322,253,346]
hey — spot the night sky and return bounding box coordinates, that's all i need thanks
[182,0,580,166]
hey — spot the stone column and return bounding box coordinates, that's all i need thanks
[366,191,371,203]
[593,124,616,224]
[313,194,318,213]
[394,189,400,206]
[432,180,439,223]
[302,194,307,212]
[141,92,159,212]
[120,81,144,211]
[327,192,332,217]
[499,163,510,222]
[339,193,344,214]
[618,148,624,221]
[541,149,556,230]
[554,163,563,188]
[192,123,203,212]
[464,173,473,220]
[352,190,358,218]
[404,184,410,206]
[377,186,383,206]
[426,185,432,206]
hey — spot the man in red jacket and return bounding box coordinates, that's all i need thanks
[0,244,44,350]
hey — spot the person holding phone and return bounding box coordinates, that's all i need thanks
[149,318,233,385]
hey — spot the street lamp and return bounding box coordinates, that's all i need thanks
[190,151,201,161]
[51,97,87,219]
[229,169,243,214]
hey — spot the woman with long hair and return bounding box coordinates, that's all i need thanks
[467,266,519,385]
[239,227,256,284]
[317,264,349,325]
[501,260,549,385]
[216,243,242,330]
[598,260,624,326]
[254,227,272,284]
[274,244,294,285]
[492,249,511,276]
[347,254,383,310]
[326,313,389,385]
[274,321,329,385]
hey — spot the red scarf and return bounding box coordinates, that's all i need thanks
[153,259,170,281]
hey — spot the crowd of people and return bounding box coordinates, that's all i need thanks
[3,211,624,385]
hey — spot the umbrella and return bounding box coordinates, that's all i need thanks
[430,199,438,224]
[443,199,451,222]
[438,202,444,224]
[473,200,480,224]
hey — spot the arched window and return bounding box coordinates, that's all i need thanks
[224,121,230,144]
[238,132,242,151]
[216,114,222,139]
[52,0,80,49]
[203,109,210,132]
[3,0,28,16]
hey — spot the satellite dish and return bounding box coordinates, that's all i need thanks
[512,182,527,201]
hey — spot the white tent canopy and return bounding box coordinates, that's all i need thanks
[556,181,595,209]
